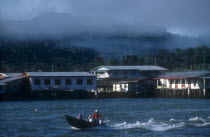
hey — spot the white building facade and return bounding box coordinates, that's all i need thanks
[113,81,139,92]
[155,71,210,90]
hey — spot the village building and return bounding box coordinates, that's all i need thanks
[0,73,30,100]
[26,72,96,91]
[113,78,154,92]
[91,65,167,79]
[91,65,167,92]
[154,71,210,98]
[0,72,97,100]
[155,71,210,89]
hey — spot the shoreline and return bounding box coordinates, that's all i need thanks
[1,90,209,101]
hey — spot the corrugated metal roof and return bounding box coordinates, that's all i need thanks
[90,70,107,73]
[97,66,167,71]
[26,72,96,77]
[4,73,22,77]
[156,71,210,79]
[0,77,23,83]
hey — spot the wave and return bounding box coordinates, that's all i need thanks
[110,118,185,131]
[108,117,210,131]
[189,117,205,123]
[188,117,210,127]
[169,119,176,122]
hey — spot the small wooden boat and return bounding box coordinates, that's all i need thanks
[64,114,104,129]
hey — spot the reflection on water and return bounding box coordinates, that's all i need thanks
[0,99,210,136]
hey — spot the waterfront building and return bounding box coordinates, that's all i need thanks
[155,71,210,90]
[26,72,96,91]
[91,65,167,79]
[154,71,210,98]
[113,78,153,92]
[91,65,167,92]
[0,73,30,100]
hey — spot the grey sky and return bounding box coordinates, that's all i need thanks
[0,0,210,38]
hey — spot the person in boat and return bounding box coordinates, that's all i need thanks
[87,115,93,122]
[92,110,102,124]
[77,114,83,120]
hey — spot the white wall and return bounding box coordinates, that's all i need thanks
[113,84,128,92]
[158,79,206,89]
[97,72,109,78]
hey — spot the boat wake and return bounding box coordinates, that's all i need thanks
[189,117,205,123]
[110,118,184,131]
[108,116,210,131]
[188,117,210,127]
[67,116,210,131]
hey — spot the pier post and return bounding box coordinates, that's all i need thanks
[95,90,98,100]
[203,52,206,98]
[203,88,206,98]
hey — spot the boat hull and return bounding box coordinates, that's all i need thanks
[64,114,101,129]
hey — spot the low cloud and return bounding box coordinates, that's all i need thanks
[0,0,210,38]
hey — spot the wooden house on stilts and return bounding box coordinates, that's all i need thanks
[154,71,210,98]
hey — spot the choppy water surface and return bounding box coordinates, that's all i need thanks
[0,98,210,137]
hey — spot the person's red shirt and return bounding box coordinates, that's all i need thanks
[92,112,102,120]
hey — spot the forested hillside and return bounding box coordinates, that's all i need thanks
[0,39,209,72]
[119,45,210,71]
[0,40,96,72]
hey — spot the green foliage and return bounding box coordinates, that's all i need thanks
[108,58,120,65]
[107,45,210,71]
[155,45,210,70]
[0,39,209,72]
[0,40,96,72]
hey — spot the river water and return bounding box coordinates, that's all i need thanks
[0,98,210,137]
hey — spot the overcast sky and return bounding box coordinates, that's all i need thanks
[0,0,210,38]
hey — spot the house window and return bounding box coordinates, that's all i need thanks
[131,71,137,75]
[66,79,72,85]
[194,79,196,86]
[113,70,118,75]
[122,71,127,75]
[44,79,51,85]
[169,80,173,84]
[175,80,179,84]
[87,79,93,85]
[34,79,41,85]
[182,79,185,84]
[55,79,61,85]
[125,84,128,88]
[188,79,191,84]
[158,80,161,85]
[77,79,83,85]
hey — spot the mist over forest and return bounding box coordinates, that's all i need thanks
[0,0,210,72]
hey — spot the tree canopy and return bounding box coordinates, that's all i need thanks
[0,39,209,72]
